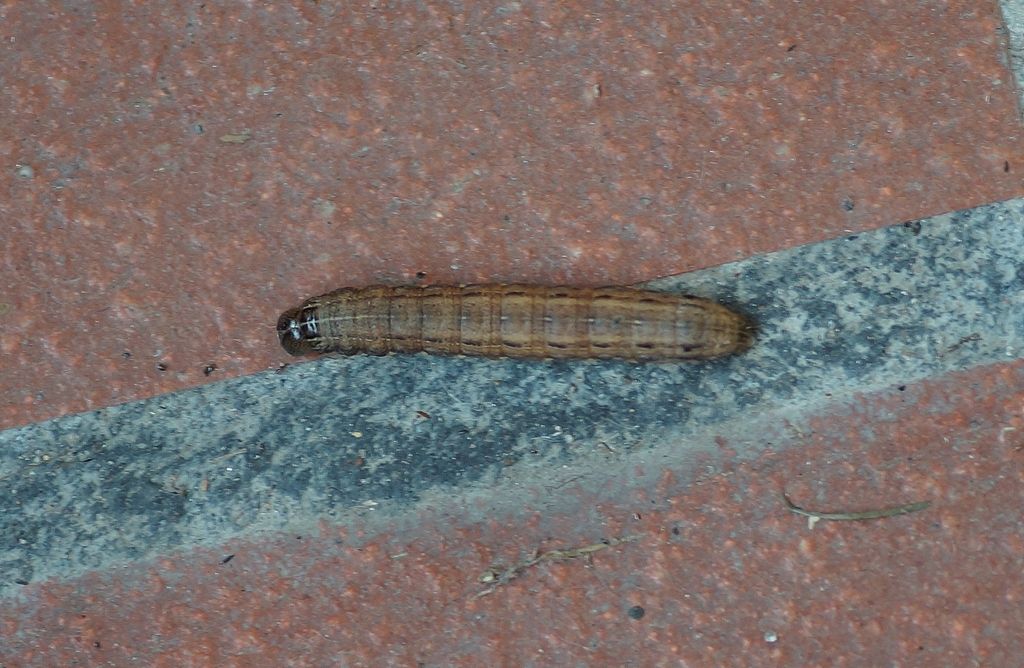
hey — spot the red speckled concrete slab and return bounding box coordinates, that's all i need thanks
[3,360,1022,665]
[1,1,1022,429]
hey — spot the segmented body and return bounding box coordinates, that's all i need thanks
[277,284,752,360]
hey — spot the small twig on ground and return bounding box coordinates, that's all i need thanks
[783,493,930,522]
[476,535,641,598]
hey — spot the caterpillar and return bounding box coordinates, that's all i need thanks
[277,284,753,360]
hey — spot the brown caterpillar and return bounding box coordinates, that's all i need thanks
[277,284,753,360]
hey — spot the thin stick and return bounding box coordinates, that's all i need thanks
[783,493,930,521]
[476,535,640,598]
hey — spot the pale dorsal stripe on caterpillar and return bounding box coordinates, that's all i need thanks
[277,284,753,360]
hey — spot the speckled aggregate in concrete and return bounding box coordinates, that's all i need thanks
[1,360,1022,665]
[1003,0,1024,113]
[3,1,1024,664]
[1,198,1023,664]
[1,200,1021,593]
[2,0,1023,430]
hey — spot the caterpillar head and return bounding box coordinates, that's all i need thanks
[276,306,322,355]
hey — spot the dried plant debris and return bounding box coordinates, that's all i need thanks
[783,493,930,523]
[476,535,640,598]
[219,130,252,144]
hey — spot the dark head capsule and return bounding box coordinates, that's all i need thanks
[277,306,320,356]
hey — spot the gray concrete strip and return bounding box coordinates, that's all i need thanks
[1002,0,1024,118]
[2,198,1022,596]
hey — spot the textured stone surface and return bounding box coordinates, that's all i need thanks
[0,199,1022,665]
[1,200,1021,592]
[2,1,1024,664]
[2,0,1022,429]
[1,359,1022,665]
